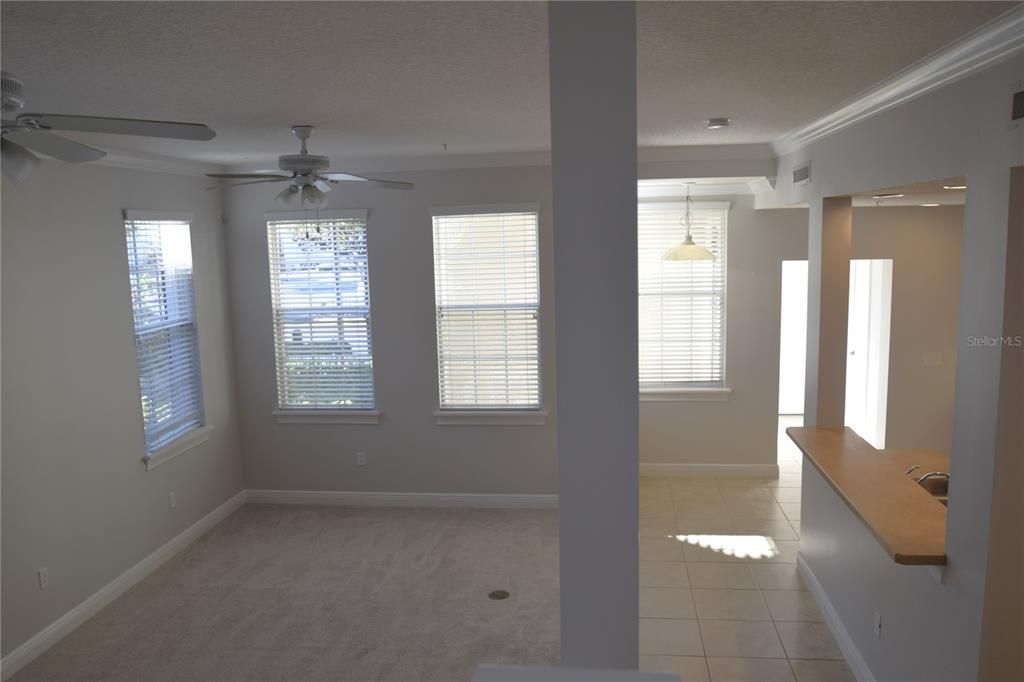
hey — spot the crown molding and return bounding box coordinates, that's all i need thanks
[772,4,1024,156]
[746,176,776,194]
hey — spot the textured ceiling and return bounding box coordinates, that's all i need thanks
[1,1,1016,167]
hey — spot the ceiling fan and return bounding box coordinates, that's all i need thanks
[208,125,413,208]
[1,71,216,184]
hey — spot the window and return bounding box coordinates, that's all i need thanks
[638,202,728,388]
[266,210,375,410]
[124,211,204,453]
[431,205,541,409]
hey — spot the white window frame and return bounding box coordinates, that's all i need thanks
[266,209,379,424]
[430,203,544,424]
[638,200,730,401]
[124,209,210,469]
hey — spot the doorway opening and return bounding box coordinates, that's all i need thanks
[777,258,894,462]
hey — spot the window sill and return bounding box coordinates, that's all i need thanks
[273,409,381,425]
[640,387,732,402]
[434,410,548,426]
[144,425,213,471]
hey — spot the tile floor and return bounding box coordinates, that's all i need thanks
[637,417,856,682]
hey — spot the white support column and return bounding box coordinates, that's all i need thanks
[548,1,639,669]
[978,166,1023,682]
[804,196,853,427]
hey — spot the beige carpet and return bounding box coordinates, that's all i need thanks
[13,505,560,681]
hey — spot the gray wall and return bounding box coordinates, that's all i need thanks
[224,176,820,491]
[853,206,963,453]
[1,163,244,655]
[800,463,976,682]
[639,198,806,469]
[978,166,1023,682]
[223,166,559,495]
[225,177,965,490]
[775,54,1023,681]
[639,202,964,468]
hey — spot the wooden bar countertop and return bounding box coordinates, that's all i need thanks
[786,426,948,566]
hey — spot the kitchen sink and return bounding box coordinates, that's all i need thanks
[915,474,949,507]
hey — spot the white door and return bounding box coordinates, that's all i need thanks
[778,261,808,414]
[844,259,893,448]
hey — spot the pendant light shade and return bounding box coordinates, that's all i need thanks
[275,184,328,209]
[663,184,716,261]
[300,185,327,208]
[1,138,41,184]
[664,234,715,260]
[276,185,299,207]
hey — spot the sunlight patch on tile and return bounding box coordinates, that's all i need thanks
[674,533,779,560]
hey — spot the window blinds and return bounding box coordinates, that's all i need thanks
[638,203,728,387]
[432,207,541,408]
[266,211,375,409]
[125,215,203,453]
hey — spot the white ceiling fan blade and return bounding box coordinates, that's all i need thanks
[207,173,289,179]
[6,129,106,163]
[2,138,42,183]
[19,113,215,141]
[321,172,414,189]
[228,178,292,187]
[313,179,332,192]
[207,177,291,190]
[320,172,370,182]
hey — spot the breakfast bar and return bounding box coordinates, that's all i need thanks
[787,426,949,566]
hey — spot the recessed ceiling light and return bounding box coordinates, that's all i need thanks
[706,118,731,130]
[872,193,904,199]
[920,203,941,207]
[942,185,967,190]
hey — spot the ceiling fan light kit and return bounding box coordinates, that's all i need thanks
[1,136,41,183]
[275,184,328,209]
[1,71,217,183]
[208,125,415,204]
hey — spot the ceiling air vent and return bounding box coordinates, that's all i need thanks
[793,162,811,186]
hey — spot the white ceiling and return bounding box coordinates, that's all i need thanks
[1,1,1016,168]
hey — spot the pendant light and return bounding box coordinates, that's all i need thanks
[663,184,715,261]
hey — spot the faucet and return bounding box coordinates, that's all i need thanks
[915,471,950,484]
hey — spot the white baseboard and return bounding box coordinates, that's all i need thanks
[244,489,559,509]
[640,463,780,478]
[798,555,876,682]
[0,491,246,680]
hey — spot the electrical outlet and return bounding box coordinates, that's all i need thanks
[874,611,882,639]
[37,567,49,590]
[356,452,366,467]
[168,491,177,509]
